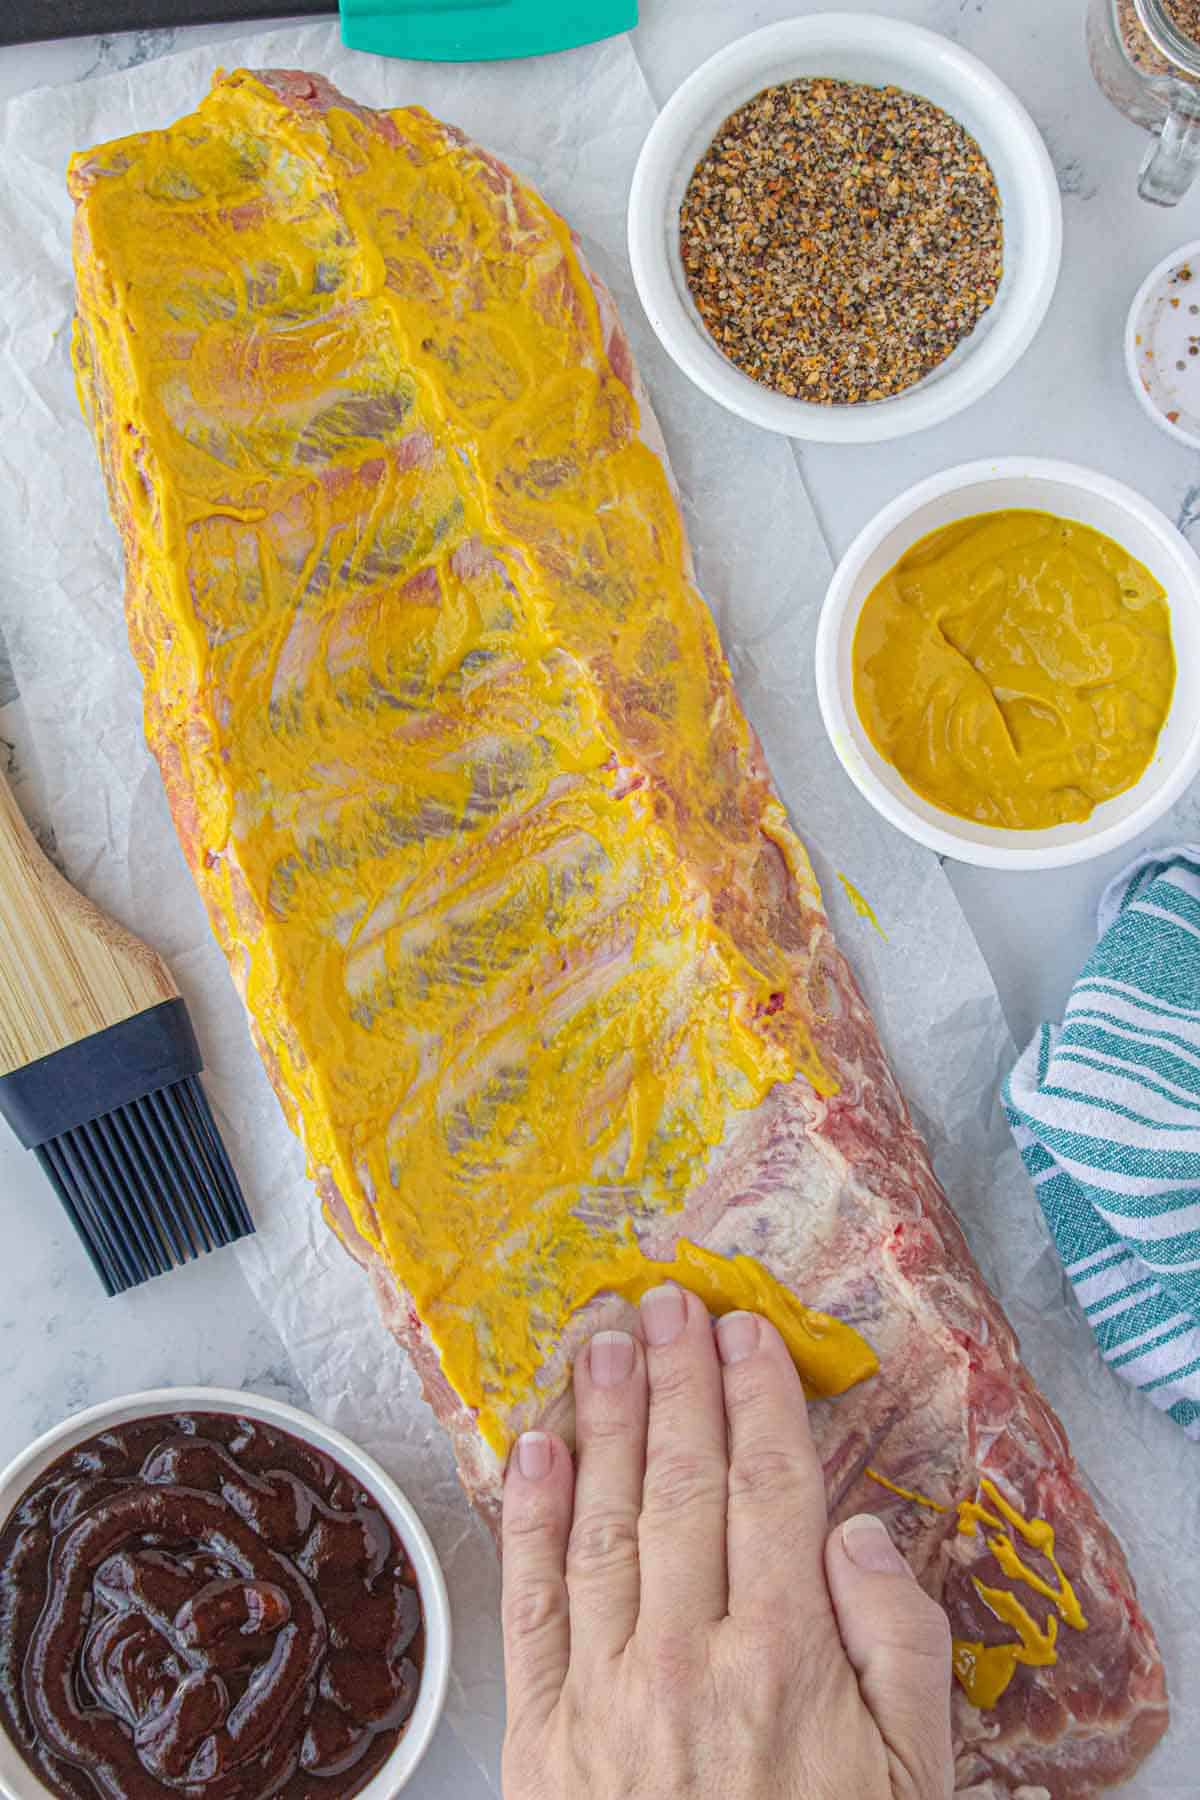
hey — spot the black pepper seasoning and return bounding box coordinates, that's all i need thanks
[679,77,1004,405]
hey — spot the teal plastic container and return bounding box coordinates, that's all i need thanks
[340,0,637,61]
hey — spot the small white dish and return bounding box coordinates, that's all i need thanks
[1125,238,1200,448]
[815,458,1200,870]
[0,1388,451,1800]
[627,13,1062,444]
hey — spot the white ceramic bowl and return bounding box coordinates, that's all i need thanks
[815,458,1200,870]
[0,1388,451,1800]
[627,14,1062,444]
[1125,237,1200,450]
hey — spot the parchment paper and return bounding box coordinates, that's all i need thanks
[0,21,1194,1794]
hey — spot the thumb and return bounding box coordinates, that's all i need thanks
[825,1514,954,1800]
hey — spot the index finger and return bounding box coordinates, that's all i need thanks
[715,1310,831,1630]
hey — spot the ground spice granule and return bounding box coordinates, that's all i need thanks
[679,77,1004,406]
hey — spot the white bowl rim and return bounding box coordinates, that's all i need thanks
[627,12,1064,445]
[1124,235,1200,451]
[0,1387,452,1800]
[815,456,1200,870]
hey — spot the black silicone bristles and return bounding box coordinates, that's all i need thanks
[32,1075,254,1296]
[0,1000,254,1295]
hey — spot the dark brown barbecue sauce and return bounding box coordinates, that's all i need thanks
[0,1413,425,1799]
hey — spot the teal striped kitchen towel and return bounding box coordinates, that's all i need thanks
[1004,847,1200,1440]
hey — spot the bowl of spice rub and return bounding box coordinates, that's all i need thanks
[815,458,1200,869]
[628,14,1062,442]
[0,1389,451,1799]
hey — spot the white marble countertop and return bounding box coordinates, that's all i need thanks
[0,4,1197,1794]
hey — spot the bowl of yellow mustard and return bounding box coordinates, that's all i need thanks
[815,459,1200,869]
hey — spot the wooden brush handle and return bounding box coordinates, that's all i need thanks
[0,768,177,1075]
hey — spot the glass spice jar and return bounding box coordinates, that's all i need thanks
[1089,0,1200,202]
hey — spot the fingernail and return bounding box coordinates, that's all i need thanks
[516,1432,553,1482]
[589,1329,635,1388]
[716,1311,760,1366]
[841,1514,912,1577]
[640,1282,686,1347]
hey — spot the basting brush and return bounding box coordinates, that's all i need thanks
[0,768,253,1294]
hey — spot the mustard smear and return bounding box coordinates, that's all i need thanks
[602,1238,878,1398]
[862,1468,1088,1710]
[952,1607,1057,1713]
[864,1467,946,1512]
[69,72,846,1461]
[836,873,887,939]
[952,1478,1088,1711]
[852,511,1174,830]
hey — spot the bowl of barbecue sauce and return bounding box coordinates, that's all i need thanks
[0,1390,451,1800]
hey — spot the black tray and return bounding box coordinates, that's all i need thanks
[2,0,336,47]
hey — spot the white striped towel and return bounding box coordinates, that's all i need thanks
[1004,847,1200,1440]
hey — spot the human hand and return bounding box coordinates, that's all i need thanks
[501,1287,953,1799]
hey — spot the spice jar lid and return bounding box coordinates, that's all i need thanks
[1125,238,1200,448]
